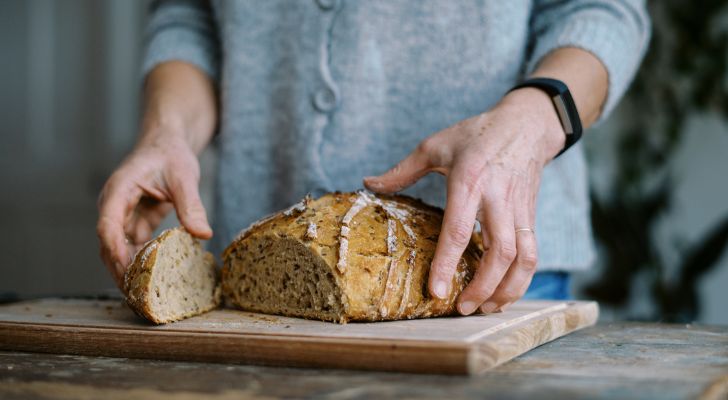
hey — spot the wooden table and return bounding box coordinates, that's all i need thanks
[1,322,725,400]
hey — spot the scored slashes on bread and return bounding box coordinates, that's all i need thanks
[222,190,482,323]
[124,227,221,324]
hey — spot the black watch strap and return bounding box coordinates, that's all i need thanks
[509,78,583,158]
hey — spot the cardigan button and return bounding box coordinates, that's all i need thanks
[312,87,338,112]
[315,0,337,11]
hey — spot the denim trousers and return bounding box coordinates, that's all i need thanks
[522,272,572,300]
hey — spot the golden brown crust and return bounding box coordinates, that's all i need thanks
[123,229,170,324]
[222,190,482,322]
[124,228,220,324]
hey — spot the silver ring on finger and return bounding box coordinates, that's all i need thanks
[514,227,535,234]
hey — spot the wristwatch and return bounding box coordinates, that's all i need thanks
[509,77,583,158]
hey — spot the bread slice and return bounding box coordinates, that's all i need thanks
[222,191,482,323]
[124,227,221,324]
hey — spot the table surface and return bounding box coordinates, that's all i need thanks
[1,322,726,400]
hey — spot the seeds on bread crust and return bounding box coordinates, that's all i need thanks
[222,190,482,323]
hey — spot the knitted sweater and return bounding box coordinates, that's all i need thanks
[143,0,650,270]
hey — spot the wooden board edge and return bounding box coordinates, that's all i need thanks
[700,374,728,400]
[466,301,599,375]
[0,322,472,375]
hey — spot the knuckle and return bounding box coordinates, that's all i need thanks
[519,251,539,271]
[492,239,517,262]
[169,159,199,181]
[167,173,191,196]
[417,136,438,155]
[460,164,483,189]
[417,136,447,166]
[451,165,483,198]
[445,221,474,246]
[185,162,201,178]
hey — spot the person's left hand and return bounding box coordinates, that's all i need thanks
[363,88,566,315]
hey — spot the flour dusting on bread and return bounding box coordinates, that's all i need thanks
[222,190,482,323]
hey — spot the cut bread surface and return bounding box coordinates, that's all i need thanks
[222,235,345,322]
[124,228,221,324]
[121,192,481,324]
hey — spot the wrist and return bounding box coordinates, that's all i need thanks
[137,112,208,155]
[502,87,566,159]
[137,119,198,155]
[140,62,218,155]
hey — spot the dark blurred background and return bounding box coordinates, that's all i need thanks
[0,0,726,325]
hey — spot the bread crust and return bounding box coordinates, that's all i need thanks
[222,191,483,322]
[124,227,221,324]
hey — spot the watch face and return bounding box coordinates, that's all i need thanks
[552,95,574,135]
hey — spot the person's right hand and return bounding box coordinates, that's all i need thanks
[96,135,212,290]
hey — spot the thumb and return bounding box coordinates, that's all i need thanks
[363,149,430,194]
[168,170,213,239]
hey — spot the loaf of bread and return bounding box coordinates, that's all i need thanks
[222,190,482,323]
[124,227,221,324]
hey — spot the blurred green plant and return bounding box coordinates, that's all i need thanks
[584,0,728,322]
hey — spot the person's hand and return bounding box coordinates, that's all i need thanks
[96,133,212,290]
[364,88,566,315]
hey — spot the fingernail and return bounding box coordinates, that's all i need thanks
[459,300,478,315]
[480,301,498,314]
[432,280,448,299]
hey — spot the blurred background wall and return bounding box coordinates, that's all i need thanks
[0,0,726,324]
[0,0,147,298]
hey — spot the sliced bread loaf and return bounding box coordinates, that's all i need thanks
[222,191,482,323]
[124,227,221,324]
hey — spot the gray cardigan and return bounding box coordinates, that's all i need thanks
[143,0,650,270]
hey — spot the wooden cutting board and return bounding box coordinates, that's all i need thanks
[0,298,597,375]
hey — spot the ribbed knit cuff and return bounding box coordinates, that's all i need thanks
[526,12,650,125]
[142,0,220,83]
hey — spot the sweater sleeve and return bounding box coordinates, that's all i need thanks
[526,0,651,123]
[142,0,220,83]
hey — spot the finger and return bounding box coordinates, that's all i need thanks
[482,180,539,312]
[167,168,213,239]
[97,177,143,286]
[127,200,173,245]
[363,139,434,194]
[480,229,537,313]
[457,194,516,315]
[428,174,480,300]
